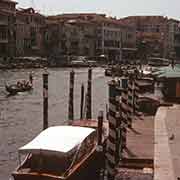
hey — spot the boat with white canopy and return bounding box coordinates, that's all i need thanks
[12,125,105,180]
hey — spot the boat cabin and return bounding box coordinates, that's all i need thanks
[12,126,101,180]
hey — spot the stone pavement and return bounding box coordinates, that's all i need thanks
[154,105,180,180]
[164,105,180,179]
[115,104,180,180]
[124,115,154,159]
[115,115,154,180]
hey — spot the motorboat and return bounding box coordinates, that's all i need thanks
[12,124,107,180]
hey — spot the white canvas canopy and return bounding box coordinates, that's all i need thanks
[19,126,95,156]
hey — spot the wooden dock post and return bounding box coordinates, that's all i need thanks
[86,68,92,119]
[115,112,121,163]
[120,89,128,150]
[68,70,75,120]
[134,78,140,116]
[107,80,119,180]
[80,83,84,119]
[127,76,134,128]
[97,110,103,146]
[106,103,109,120]
[97,110,105,180]
[29,71,33,85]
[43,69,48,130]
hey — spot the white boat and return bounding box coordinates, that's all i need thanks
[12,125,106,180]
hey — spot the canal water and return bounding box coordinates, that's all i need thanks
[0,67,110,180]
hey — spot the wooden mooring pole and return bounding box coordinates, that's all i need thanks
[97,111,105,180]
[97,110,103,146]
[127,76,134,128]
[80,83,84,119]
[134,78,140,116]
[107,80,119,180]
[43,69,48,130]
[68,70,75,120]
[121,89,128,150]
[115,111,121,163]
[86,68,92,119]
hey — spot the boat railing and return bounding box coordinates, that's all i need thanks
[63,131,97,176]
[62,143,82,177]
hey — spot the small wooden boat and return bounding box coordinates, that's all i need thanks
[12,123,107,180]
[5,82,33,95]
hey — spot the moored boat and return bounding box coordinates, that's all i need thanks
[12,124,107,180]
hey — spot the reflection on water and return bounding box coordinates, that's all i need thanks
[0,67,110,180]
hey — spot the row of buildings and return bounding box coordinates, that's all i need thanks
[121,16,180,59]
[45,14,136,62]
[0,0,180,62]
[0,0,45,58]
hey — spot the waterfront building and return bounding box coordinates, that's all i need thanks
[46,13,136,63]
[0,0,17,57]
[167,19,180,59]
[120,16,169,59]
[118,20,137,62]
[46,14,97,58]
[43,20,61,57]
[16,8,45,56]
[94,15,123,62]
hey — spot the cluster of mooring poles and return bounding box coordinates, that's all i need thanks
[67,68,92,121]
[42,68,93,129]
[106,71,141,180]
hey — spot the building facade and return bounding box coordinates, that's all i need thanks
[46,13,136,63]
[95,16,122,62]
[0,0,17,57]
[167,19,180,59]
[2,5,180,61]
[46,14,97,57]
[16,8,45,56]
[120,16,169,59]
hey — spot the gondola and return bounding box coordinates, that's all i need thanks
[5,82,33,95]
[5,73,33,95]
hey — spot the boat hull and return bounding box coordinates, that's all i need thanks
[12,148,104,180]
[5,84,32,95]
